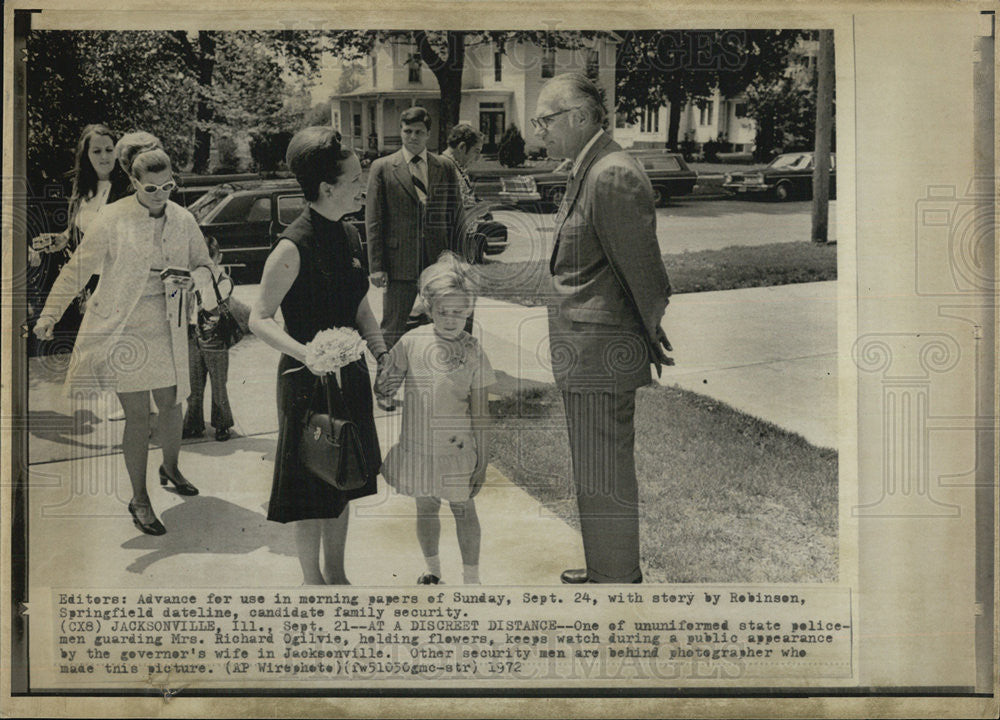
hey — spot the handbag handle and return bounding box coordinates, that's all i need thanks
[303,372,353,426]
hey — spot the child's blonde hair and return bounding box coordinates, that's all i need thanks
[418,251,476,310]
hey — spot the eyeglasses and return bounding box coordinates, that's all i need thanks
[529,106,581,132]
[134,177,177,194]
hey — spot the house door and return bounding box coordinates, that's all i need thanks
[479,108,505,155]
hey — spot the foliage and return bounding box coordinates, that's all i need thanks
[26,30,329,183]
[497,125,527,167]
[335,61,368,95]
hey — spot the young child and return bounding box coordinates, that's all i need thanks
[183,236,247,441]
[375,252,496,585]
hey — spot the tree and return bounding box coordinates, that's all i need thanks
[335,60,368,96]
[615,30,802,150]
[328,31,604,149]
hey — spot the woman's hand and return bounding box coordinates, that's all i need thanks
[48,232,71,253]
[33,316,56,341]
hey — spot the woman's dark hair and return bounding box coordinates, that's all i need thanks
[285,126,351,202]
[69,124,129,202]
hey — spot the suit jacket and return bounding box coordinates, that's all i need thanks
[547,131,672,393]
[39,195,215,399]
[365,149,465,281]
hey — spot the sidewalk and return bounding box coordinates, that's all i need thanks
[24,281,837,587]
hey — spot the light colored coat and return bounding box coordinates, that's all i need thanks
[39,195,215,399]
[547,131,672,393]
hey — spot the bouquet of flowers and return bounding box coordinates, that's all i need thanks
[302,327,367,376]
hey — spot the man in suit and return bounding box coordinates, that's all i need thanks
[366,106,465,348]
[533,73,673,584]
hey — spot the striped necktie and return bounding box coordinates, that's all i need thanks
[410,155,428,203]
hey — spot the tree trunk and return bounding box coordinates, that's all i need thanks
[666,93,684,150]
[811,30,834,243]
[192,31,217,173]
[418,31,466,151]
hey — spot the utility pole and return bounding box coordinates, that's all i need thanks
[812,30,834,243]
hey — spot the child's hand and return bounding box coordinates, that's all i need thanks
[470,461,487,498]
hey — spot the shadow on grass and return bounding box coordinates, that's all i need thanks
[489,383,838,584]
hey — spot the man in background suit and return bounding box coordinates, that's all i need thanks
[533,73,673,584]
[366,106,465,348]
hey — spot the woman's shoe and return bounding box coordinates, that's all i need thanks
[159,465,199,496]
[128,499,166,536]
[416,573,441,585]
[214,427,231,442]
[182,427,204,439]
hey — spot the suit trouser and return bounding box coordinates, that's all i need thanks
[561,388,641,583]
[381,280,421,350]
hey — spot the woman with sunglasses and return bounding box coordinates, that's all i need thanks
[28,124,132,355]
[34,131,217,536]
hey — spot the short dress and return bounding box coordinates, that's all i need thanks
[266,208,381,523]
[115,218,177,392]
[380,325,496,503]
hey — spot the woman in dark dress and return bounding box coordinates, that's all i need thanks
[249,127,388,585]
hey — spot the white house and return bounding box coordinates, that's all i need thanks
[613,90,757,152]
[331,35,619,156]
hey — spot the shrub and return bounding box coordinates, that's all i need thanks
[497,125,527,168]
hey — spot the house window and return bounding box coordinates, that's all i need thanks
[586,49,599,80]
[641,107,659,134]
[734,102,747,118]
[699,102,714,126]
[372,56,377,86]
[353,113,362,139]
[408,53,422,83]
[541,47,555,78]
[332,111,340,132]
[494,51,502,82]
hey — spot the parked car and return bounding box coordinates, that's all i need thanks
[723,152,837,201]
[498,149,697,208]
[188,180,507,280]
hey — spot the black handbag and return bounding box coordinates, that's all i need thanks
[299,374,369,491]
[196,270,244,350]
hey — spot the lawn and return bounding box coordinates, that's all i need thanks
[488,383,838,584]
[475,241,837,306]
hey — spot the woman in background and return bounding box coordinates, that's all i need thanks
[29,124,131,354]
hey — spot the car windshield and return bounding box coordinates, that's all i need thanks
[188,186,231,220]
[768,153,813,170]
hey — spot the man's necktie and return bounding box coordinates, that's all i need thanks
[410,155,428,203]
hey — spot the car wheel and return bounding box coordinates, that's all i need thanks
[651,185,667,207]
[773,182,792,201]
[548,186,566,207]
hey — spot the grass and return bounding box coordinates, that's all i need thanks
[476,241,838,306]
[488,383,838,583]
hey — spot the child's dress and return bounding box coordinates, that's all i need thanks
[380,325,496,503]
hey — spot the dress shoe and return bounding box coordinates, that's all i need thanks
[417,573,441,585]
[128,499,166,536]
[561,568,644,584]
[159,465,199,496]
[214,427,231,442]
[182,427,204,439]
